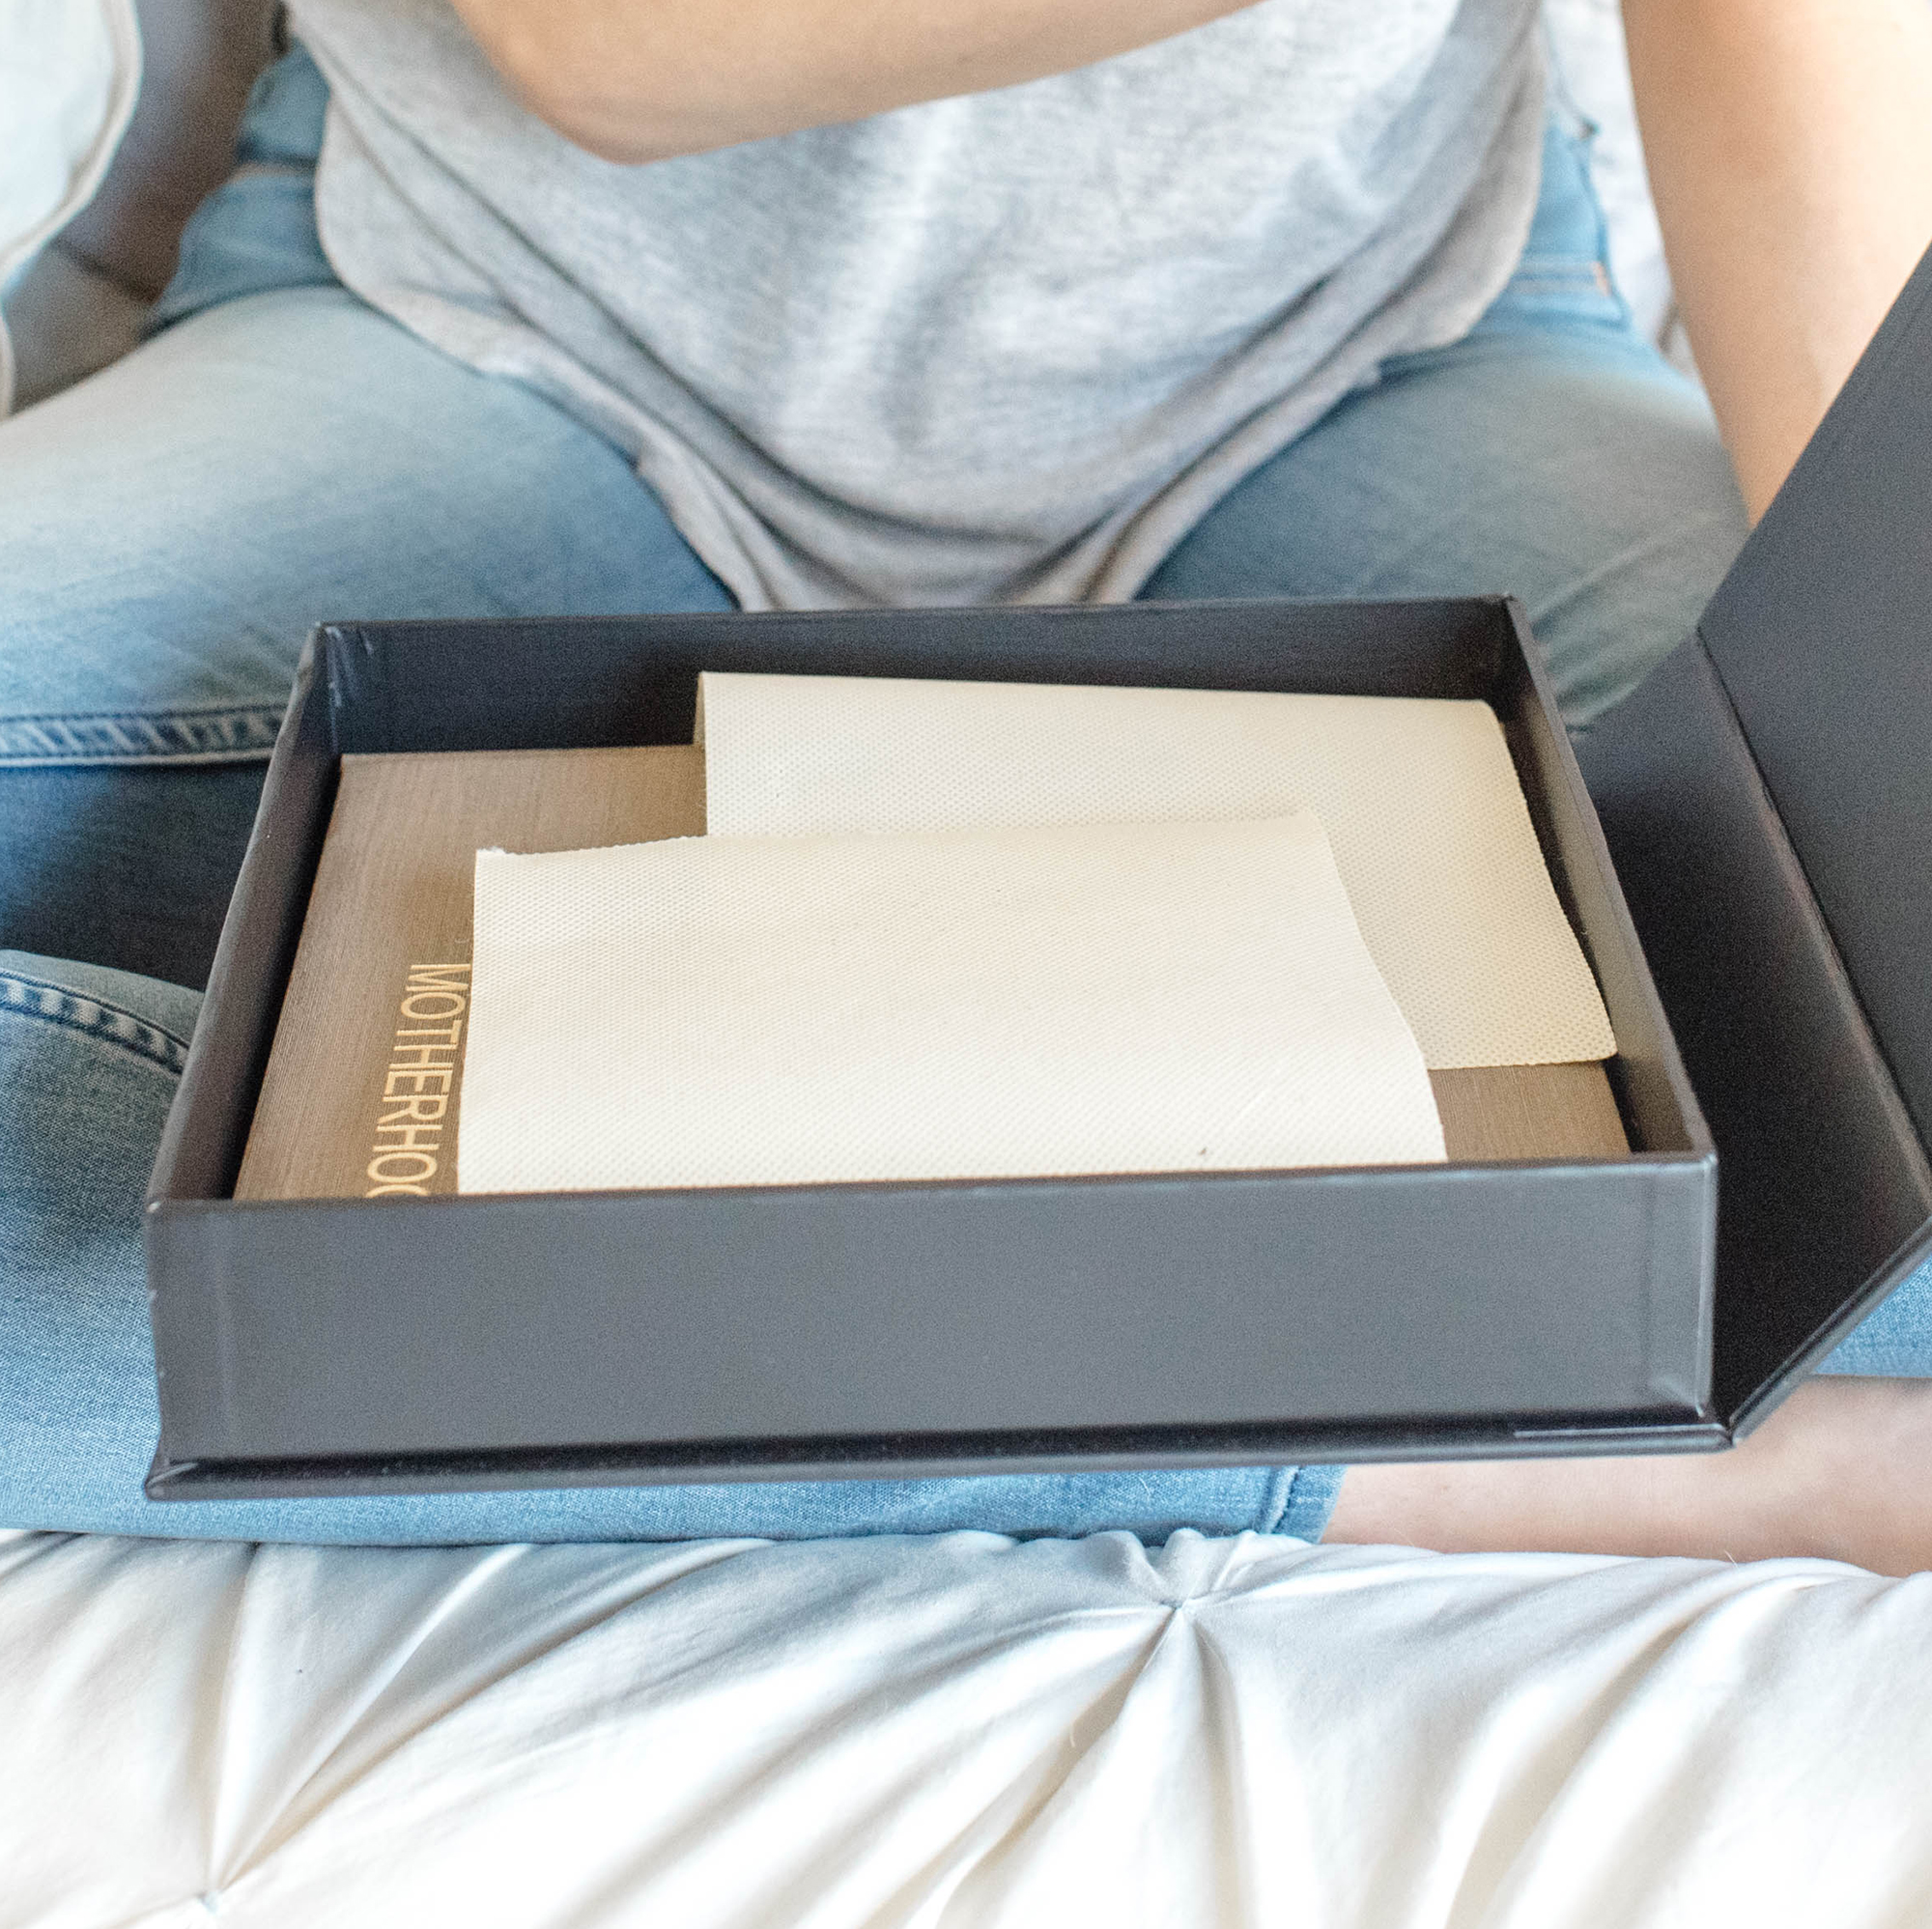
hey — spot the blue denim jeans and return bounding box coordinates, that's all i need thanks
[3,50,1913,1546]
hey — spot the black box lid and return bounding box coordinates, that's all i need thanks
[1580,243,1932,1432]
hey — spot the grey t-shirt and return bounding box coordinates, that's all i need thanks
[291,0,1545,609]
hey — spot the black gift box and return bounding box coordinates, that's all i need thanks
[145,593,1716,1498]
[140,248,1932,1502]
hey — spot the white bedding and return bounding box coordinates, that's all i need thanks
[3,1526,1929,1927]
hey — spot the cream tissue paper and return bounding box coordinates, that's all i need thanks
[696,671,1614,1070]
[458,811,1445,1194]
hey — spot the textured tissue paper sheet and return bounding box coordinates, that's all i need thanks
[696,671,1616,1070]
[457,812,1446,1194]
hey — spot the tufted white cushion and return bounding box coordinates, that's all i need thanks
[2,1526,1928,1927]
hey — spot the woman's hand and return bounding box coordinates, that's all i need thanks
[1624,0,1932,521]
[446,0,1258,165]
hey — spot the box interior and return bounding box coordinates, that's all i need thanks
[234,741,1630,1203]
[180,594,1707,1191]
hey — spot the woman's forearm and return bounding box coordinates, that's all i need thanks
[448,0,1258,164]
[1623,0,1932,521]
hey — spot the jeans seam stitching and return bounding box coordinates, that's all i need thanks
[0,704,286,766]
[0,971,193,1074]
[1,703,288,724]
